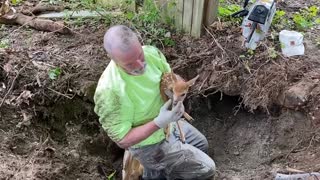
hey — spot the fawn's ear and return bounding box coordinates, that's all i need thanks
[187,75,199,86]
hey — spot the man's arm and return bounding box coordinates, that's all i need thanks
[95,88,163,149]
[117,121,160,149]
[117,100,184,149]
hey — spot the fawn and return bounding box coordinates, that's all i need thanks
[122,71,199,180]
[160,71,199,142]
[122,150,143,180]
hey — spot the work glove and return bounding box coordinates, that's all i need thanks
[154,99,185,128]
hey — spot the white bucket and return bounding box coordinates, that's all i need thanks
[279,30,305,57]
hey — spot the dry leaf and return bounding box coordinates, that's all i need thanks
[16,110,32,128]
[3,62,13,74]
[15,90,33,105]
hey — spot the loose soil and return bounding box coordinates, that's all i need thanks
[0,0,319,179]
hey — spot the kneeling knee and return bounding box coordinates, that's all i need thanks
[201,161,216,178]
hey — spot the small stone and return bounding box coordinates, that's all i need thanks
[69,150,80,159]
[187,47,192,54]
[164,32,171,38]
[234,151,240,156]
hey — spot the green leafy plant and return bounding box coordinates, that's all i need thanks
[107,170,116,180]
[0,39,9,48]
[272,10,291,30]
[125,0,175,47]
[65,0,174,47]
[272,6,319,31]
[48,67,61,80]
[247,49,255,56]
[218,4,242,23]
[11,0,23,5]
[268,47,277,59]
[164,37,175,46]
[293,5,320,30]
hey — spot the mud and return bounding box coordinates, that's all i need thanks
[189,94,319,179]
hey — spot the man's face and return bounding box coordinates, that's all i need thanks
[113,42,146,76]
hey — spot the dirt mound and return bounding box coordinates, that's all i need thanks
[164,27,320,119]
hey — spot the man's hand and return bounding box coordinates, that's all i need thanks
[154,99,185,128]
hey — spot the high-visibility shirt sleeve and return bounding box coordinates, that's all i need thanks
[94,88,133,142]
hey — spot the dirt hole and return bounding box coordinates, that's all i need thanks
[26,92,315,179]
[188,93,317,179]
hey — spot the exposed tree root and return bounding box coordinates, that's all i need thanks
[0,0,70,34]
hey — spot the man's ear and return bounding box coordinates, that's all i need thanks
[187,75,199,86]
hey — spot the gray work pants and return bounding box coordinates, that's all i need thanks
[129,120,216,180]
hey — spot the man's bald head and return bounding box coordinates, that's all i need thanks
[103,25,140,59]
[103,25,146,76]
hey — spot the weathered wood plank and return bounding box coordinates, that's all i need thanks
[191,0,205,37]
[182,0,193,34]
[204,0,219,26]
[175,0,184,31]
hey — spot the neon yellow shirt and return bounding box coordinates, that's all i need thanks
[94,45,171,148]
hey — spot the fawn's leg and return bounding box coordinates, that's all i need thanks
[165,124,171,141]
[176,120,185,143]
[183,112,194,122]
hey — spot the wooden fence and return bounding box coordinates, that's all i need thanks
[156,0,219,38]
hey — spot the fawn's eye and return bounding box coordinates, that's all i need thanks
[181,93,186,97]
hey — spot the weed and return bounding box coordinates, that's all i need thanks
[247,49,255,56]
[11,0,23,5]
[292,6,320,31]
[272,10,292,30]
[48,68,61,80]
[65,0,174,47]
[107,170,116,180]
[218,3,242,24]
[126,0,175,47]
[268,47,277,59]
[0,39,9,49]
[272,6,319,31]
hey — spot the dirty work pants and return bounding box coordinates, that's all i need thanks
[129,120,216,180]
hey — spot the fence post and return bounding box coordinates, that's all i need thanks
[204,0,219,26]
[191,0,205,37]
[182,0,193,34]
[160,0,219,38]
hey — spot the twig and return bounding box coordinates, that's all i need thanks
[243,58,271,84]
[285,139,303,159]
[36,73,42,87]
[233,99,244,115]
[285,167,305,173]
[0,62,30,107]
[47,87,74,99]
[204,26,227,54]
[198,74,210,91]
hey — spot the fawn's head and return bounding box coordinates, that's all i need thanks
[171,73,199,106]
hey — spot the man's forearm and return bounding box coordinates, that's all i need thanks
[117,120,160,149]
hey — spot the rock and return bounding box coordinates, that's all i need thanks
[278,79,317,109]
[234,151,240,156]
[68,149,80,159]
